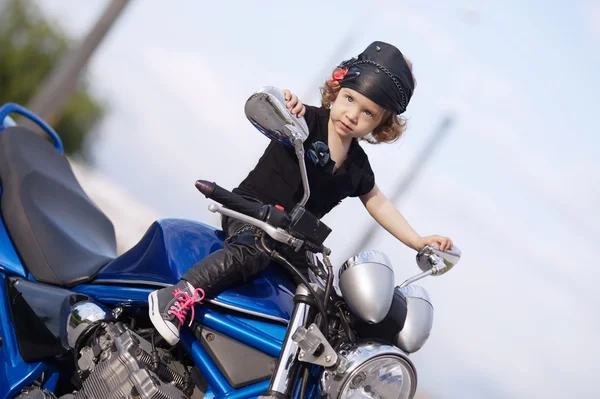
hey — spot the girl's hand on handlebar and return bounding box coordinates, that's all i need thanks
[419,235,453,252]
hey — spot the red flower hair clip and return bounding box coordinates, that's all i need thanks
[329,67,349,86]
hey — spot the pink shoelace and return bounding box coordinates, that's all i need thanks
[167,287,205,326]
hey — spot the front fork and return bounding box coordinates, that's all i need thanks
[259,284,313,398]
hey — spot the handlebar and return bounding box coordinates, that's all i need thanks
[197,179,329,254]
[196,180,290,229]
[207,203,304,251]
[195,180,263,219]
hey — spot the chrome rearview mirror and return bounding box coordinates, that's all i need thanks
[416,245,461,275]
[400,245,461,288]
[244,86,311,210]
[244,86,309,147]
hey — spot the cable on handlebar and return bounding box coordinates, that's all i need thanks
[321,255,334,337]
[258,234,329,329]
[299,366,311,399]
[334,300,356,343]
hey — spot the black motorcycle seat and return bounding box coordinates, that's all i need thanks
[0,127,117,286]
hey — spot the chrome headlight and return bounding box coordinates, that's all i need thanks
[321,341,417,399]
[339,250,395,324]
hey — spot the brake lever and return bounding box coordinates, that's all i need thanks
[208,203,305,251]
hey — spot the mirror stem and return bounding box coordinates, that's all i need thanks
[399,269,434,288]
[292,138,310,212]
[400,254,448,287]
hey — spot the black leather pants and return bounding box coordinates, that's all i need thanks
[182,216,307,296]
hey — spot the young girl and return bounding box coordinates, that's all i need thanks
[149,41,453,345]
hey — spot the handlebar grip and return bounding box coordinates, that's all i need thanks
[195,180,263,219]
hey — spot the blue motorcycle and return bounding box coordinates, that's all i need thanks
[0,87,460,399]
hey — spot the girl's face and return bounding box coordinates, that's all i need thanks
[329,88,387,140]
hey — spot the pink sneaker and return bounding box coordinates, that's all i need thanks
[148,280,204,345]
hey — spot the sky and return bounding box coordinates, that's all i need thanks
[31,1,600,398]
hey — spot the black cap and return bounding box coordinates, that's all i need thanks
[339,41,414,114]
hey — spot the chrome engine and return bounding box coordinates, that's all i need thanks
[73,322,193,399]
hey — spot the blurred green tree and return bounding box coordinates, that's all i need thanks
[0,0,105,159]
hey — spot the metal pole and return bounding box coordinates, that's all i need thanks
[26,0,132,126]
[350,115,455,253]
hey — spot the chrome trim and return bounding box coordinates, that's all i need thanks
[206,299,289,325]
[294,323,338,367]
[269,284,311,395]
[338,250,395,324]
[208,203,304,251]
[92,279,170,287]
[399,285,432,305]
[244,86,311,211]
[396,285,434,354]
[245,86,310,145]
[339,250,393,276]
[92,279,290,324]
[416,245,461,275]
[65,301,112,349]
[321,341,417,399]
[294,138,310,209]
[399,269,433,288]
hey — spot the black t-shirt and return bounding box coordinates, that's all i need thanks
[233,105,375,218]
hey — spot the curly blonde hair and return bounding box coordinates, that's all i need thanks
[319,57,416,144]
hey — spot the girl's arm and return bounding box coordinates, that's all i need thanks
[360,184,453,251]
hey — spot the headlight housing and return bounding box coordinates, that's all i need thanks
[395,285,433,354]
[321,341,417,399]
[339,250,396,324]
